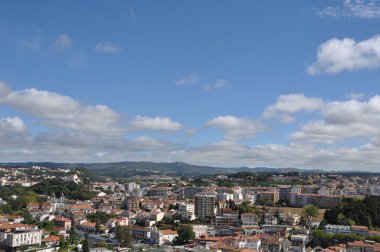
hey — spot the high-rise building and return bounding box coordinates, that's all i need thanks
[194,191,217,220]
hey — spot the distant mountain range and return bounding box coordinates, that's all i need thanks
[1,161,374,178]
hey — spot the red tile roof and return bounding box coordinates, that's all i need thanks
[80,222,96,228]
[44,235,60,242]
[160,230,177,235]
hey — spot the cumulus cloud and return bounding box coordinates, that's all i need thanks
[95,42,122,54]
[129,116,183,132]
[2,130,380,170]
[0,117,26,134]
[0,117,31,147]
[204,78,228,91]
[34,132,177,153]
[347,92,366,100]
[308,35,380,75]
[263,94,324,122]
[5,131,178,163]
[315,0,380,19]
[1,82,380,171]
[173,73,199,86]
[291,95,380,143]
[0,83,123,135]
[51,34,74,53]
[206,115,265,141]
[169,141,380,171]
[0,81,11,96]
[18,33,86,68]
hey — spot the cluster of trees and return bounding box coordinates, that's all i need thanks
[212,172,304,188]
[31,178,95,200]
[324,196,380,228]
[228,201,259,215]
[190,178,210,187]
[57,224,79,252]
[0,184,38,211]
[309,229,380,248]
[115,226,132,247]
[86,212,116,224]
[0,184,39,223]
[302,204,319,218]
[172,225,195,245]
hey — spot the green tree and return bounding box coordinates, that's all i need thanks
[69,222,78,245]
[116,226,132,247]
[324,197,376,227]
[95,221,101,233]
[237,202,256,214]
[81,235,89,252]
[173,225,195,245]
[95,240,111,249]
[302,204,319,218]
[58,238,69,252]
[20,244,29,251]
[38,221,54,231]
[86,212,113,224]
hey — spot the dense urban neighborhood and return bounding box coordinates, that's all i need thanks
[2,0,380,252]
[0,165,379,252]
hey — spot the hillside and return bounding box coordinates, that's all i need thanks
[0,161,376,178]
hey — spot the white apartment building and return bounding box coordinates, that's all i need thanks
[217,193,234,201]
[150,228,178,245]
[128,182,140,192]
[178,202,194,213]
[192,225,208,238]
[3,230,42,248]
[241,213,259,226]
[233,236,261,250]
[324,224,351,234]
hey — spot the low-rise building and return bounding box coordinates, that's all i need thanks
[351,225,369,236]
[150,228,178,245]
[1,230,42,250]
[53,217,72,230]
[324,224,351,234]
[241,213,259,226]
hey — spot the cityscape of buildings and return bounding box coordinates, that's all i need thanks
[0,165,379,251]
[1,1,380,252]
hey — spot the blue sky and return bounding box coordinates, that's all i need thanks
[1,0,380,170]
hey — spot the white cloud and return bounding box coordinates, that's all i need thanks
[308,35,380,75]
[206,115,264,141]
[18,32,86,68]
[34,132,177,153]
[0,83,123,136]
[173,73,199,86]
[0,81,11,96]
[11,131,178,163]
[347,92,366,100]
[263,94,324,122]
[129,116,183,132]
[291,95,380,143]
[2,129,380,170]
[315,0,380,19]
[95,42,122,54]
[0,117,31,148]
[1,83,380,171]
[204,78,228,91]
[169,141,380,171]
[51,34,74,53]
[0,117,26,134]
